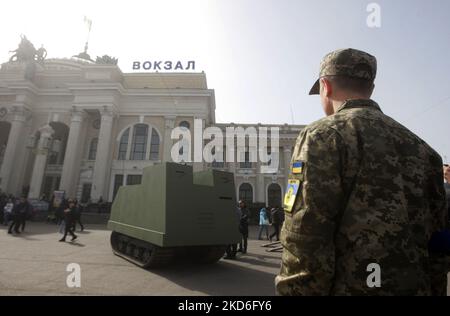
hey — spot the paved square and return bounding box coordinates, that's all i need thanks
[0,222,281,295]
[2,222,448,295]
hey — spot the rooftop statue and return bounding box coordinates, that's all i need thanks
[95,55,118,65]
[9,35,47,63]
[36,45,47,63]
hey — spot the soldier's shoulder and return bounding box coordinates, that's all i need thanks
[379,115,442,160]
[301,116,341,140]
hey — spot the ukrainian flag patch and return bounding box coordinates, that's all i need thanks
[292,161,304,174]
[284,179,300,213]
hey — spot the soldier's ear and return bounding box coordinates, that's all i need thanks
[320,78,333,97]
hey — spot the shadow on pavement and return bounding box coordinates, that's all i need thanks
[151,259,277,296]
[66,241,86,247]
[0,223,63,236]
[13,234,41,241]
[0,222,110,237]
[230,256,281,269]
[244,252,282,260]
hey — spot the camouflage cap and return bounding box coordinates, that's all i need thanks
[309,48,377,95]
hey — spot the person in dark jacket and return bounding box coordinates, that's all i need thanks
[59,200,78,242]
[237,200,249,254]
[19,198,31,232]
[269,207,282,241]
[56,199,68,233]
[7,199,19,234]
[7,197,29,234]
[71,199,84,231]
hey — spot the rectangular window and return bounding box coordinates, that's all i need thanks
[81,183,92,203]
[149,129,160,160]
[118,129,130,160]
[113,174,124,200]
[88,138,98,160]
[42,176,54,200]
[239,184,253,205]
[55,177,61,190]
[240,151,252,169]
[126,174,142,186]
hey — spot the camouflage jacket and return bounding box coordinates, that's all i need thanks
[275,99,449,296]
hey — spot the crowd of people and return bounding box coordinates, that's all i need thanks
[2,190,84,242]
[258,206,284,241]
[224,200,284,260]
[0,193,33,234]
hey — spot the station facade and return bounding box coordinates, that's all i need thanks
[0,56,304,207]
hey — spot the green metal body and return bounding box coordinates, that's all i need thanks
[108,162,241,247]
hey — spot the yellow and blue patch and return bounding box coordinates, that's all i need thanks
[292,161,304,174]
[284,179,300,213]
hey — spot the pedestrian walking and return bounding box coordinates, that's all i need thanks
[59,200,78,242]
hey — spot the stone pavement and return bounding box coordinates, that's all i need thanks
[0,222,282,296]
[1,222,448,296]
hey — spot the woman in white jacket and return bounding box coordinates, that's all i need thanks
[3,199,14,225]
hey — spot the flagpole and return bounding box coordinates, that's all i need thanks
[83,16,92,53]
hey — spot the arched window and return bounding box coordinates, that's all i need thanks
[267,183,282,208]
[239,183,253,205]
[88,138,98,160]
[149,129,160,160]
[117,124,161,161]
[130,124,148,160]
[118,128,130,160]
[179,121,190,130]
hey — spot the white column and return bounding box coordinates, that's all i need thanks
[59,107,86,197]
[228,161,236,174]
[283,146,292,181]
[256,160,265,204]
[91,107,115,201]
[227,134,236,174]
[0,107,27,193]
[28,124,54,199]
[162,116,176,162]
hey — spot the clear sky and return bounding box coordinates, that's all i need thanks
[1,0,449,161]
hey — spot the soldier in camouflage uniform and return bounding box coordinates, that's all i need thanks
[275,48,449,295]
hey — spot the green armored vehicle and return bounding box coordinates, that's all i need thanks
[108,162,241,268]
